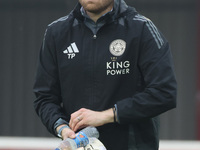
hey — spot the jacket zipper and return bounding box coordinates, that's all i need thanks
[91,33,97,108]
[91,23,98,107]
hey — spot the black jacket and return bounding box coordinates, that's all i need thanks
[33,0,177,149]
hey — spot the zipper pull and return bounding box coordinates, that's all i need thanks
[93,35,97,39]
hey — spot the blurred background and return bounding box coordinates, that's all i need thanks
[0,0,199,142]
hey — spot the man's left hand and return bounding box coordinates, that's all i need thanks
[69,108,114,132]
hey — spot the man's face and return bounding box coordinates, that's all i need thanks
[79,0,114,14]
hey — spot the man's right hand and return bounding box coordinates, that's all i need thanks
[56,125,76,140]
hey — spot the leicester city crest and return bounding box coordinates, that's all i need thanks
[109,39,126,56]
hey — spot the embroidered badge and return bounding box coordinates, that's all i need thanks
[109,39,126,56]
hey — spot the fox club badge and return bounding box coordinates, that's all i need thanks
[109,39,126,56]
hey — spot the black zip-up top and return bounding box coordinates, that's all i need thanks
[33,0,177,149]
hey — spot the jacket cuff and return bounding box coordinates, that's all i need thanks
[54,118,69,135]
[115,104,120,123]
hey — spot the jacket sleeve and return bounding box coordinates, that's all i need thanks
[117,21,177,124]
[33,26,67,135]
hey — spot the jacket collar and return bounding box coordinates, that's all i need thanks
[114,0,128,16]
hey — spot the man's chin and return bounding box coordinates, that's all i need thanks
[84,6,104,14]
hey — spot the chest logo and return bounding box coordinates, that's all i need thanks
[63,42,79,59]
[109,39,126,56]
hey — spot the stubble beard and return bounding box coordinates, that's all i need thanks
[81,1,114,15]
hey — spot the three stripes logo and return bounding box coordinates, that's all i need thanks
[133,14,164,49]
[63,42,79,59]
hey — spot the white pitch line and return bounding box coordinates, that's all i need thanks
[0,137,61,149]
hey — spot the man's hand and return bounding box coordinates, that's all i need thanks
[69,108,114,132]
[56,125,76,140]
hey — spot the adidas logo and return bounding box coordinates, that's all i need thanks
[63,42,79,59]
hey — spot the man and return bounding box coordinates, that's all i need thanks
[33,0,177,149]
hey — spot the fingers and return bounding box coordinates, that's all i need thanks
[71,115,84,131]
[69,108,105,132]
[61,128,76,140]
[69,109,82,130]
[69,108,88,131]
[73,118,87,132]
